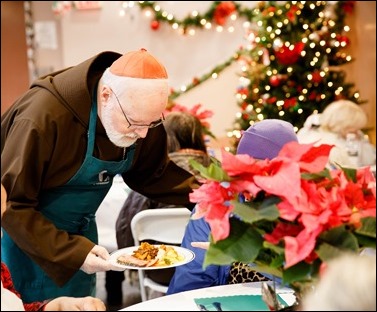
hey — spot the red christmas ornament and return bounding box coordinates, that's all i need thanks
[283,98,297,108]
[286,5,299,22]
[275,42,305,65]
[237,87,249,96]
[269,75,281,87]
[312,71,322,83]
[262,6,276,16]
[336,34,350,46]
[308,91,317,100]
[151,20,160,30]
[242,113,249,120]
[214,2,236,26]
[266,97,277,104]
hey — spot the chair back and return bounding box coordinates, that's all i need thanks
[131,207,191,246]
[130,207,191,301]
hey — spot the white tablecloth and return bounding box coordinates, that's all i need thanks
[119,282,296,311]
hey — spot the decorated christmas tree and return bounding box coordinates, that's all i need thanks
[229,1,361,150]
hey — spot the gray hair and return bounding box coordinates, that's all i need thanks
[100,68,169,99]
[320,100,368,136]
[302,253,376,311]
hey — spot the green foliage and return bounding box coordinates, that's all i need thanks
[190,158,230,181]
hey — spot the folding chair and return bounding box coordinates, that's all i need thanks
[130,207,191,301]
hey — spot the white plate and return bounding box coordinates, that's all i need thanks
[109,245,195,270]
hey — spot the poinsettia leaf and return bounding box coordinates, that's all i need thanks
[339,165,357,182]
[263,241,285,256]
[319,225,358,248]
[300,168,331,181]
[316,242,353,262]
[203,218,263,267]
[354,234,376,249]
[282,261,314,285]
[252,245,285,277]
[354,217,377,248]
[203,127,216,139]
[232,197,280,223]
[190,159,230,181]
[355,217,376,238]
[316,226,359,261]
[252,262,283,278]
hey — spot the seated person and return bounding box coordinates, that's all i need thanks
[297,100,376,169]
[1,184,106,311]
[167,119,298,294]
[115,111,211,288]
[301,252,376,311]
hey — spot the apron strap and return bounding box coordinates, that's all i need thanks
[86,94,98,157]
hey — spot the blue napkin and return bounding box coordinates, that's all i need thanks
[194,294,288,311]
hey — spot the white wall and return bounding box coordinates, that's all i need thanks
[32,1,376,146]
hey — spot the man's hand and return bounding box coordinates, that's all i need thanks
[80,245,123,274]
[44,296,106,311]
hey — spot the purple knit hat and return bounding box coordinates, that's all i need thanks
[236,119,298,159]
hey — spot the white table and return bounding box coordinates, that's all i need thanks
[119,282,296,311]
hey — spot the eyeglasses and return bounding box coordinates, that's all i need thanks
[111,89,165,129]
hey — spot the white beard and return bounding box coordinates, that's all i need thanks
[101,104,138,147]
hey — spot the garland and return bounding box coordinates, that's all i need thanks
[169,50,241,100]
[137,1,255,32]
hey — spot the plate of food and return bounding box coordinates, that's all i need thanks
[109,242,195,270]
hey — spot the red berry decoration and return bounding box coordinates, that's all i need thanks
[312,71,322,83]
[269,75,280,87]
[151,20,160,30]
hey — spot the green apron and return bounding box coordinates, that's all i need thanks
[1,98,135,302]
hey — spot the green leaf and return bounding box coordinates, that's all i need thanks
[316,242,354,262]
[283,261,320,288]
[301,168,331,180]
[316,225,360,261]
[263,241,285,256]
[339,165,357,182]
[354,234,376,249]
[189,159,230,181]
[232,197,280,224]
[354,217,376,249]
[252,262,283,278]
[282,261,314,285]
[203,218,263,267]
[355,217,376,238]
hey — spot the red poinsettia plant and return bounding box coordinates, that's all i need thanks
[189,142,376,292]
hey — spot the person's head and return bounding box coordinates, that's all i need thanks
[164,112,208,153]
[302,253,376,311]
[236,119,298,159]
[98,48,169,147]
[320,100,368,137]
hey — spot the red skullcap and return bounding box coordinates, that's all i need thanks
[110,48,168,79]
